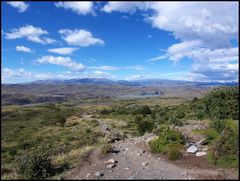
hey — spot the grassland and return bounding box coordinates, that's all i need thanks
[1,86,239,179]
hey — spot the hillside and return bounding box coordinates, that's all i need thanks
[1,86,238,179]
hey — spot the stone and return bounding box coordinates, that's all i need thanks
[195,138,207,146]
[141,162,148,167]
[86,173,91,178]
[104,158,117,164]
[137,152,141,156]
[126,148,129,151]
[126,167,129,170]
[107,163,116,168]
[94,171,103,177]
[196,151,207,156]
[187,145,198,154]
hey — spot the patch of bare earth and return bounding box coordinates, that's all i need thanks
[63,133,238,180]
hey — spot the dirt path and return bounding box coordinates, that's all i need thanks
[64,132,237,180]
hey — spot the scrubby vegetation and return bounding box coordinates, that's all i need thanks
[1,86,238,179]
[149,126,185,160]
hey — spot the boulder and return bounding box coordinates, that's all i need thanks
[107,163,116,168]
[141,162,149,167]
[187,145,198,154]
[86,173,91,178]
[104,158,117,164]
[94,171,103,177]
[195,138,207,146]
[196,151,207,156]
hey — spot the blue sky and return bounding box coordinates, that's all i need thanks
[2,1,239,83]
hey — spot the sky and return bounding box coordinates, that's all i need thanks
[1,1,239,83]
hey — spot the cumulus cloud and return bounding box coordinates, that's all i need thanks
[6,1,29,13]
[2,68,75,83]
[93,70,113,78]
[47,47,79,55]
[16,45,32,53]
[88,65,146,71]
[55,1,95,15]
[59,29,105,47]
[37,56,85,71]
[125,74,145,80]
[102,2,238,82]
[89,66,119,71]
[5,25,56,44]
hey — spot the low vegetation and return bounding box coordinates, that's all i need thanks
[1,86,238,179]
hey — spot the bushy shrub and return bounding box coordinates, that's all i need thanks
[134,117,155,136]
[167,143,183,161]
[17,150,55,179]
[208,120,239,168]
[100,144,113,155]
[149,126,184,157]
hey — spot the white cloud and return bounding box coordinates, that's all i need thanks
[16,45,32,53]
[6,1,29,13]
[93,70,112,78]
[47,47,79,55]
[37,56,85,71]
[89,66,119,71]
[59,29,105,47]
[55,1,94,15]
[5,25,56,44]
[103,2,238,48]
[88,65,146,71]
[100,1,238,82]
[2,68,75,83]
[101,2,147,13]
[125,74,145,80]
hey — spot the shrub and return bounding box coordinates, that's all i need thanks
[208,120,239,168]
[141,105,151,116]
[17,150,55,179]
[100,144,113,155]
[149,126,185,155]
[135,118,155,136]
[167,143,183,161]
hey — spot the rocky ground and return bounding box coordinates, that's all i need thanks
[64,132,238,180]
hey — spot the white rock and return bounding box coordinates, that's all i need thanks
[196,151,207,156]
[104,158,117,164]
[94,171,103,177]
[126,148,129,151]
[141,162,148,167]
[187,145,198,154]
[107,163,116,168]
[126,167,129,170]
[86,173,91,178]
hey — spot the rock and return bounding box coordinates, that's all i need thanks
[137,152,141,156]
[107,163,116,168]
[104,158,117,164]
[187,145,198,154]
[126,148,129,151]
[94,171,103,177]
[109,169,112,173]
[196,151,207,156]
[141,162,148,167]
[86,173,91,178]
[202,147,208,151]
[195,138,207,146]
[126,167,129,170]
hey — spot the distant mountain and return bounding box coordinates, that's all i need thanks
[17,78,239,87]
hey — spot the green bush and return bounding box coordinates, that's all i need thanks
[134,117,155,136]
[208,120,239,168]
[149,126,184,155]
[100,144,113,155]
[17,150,55,179]
[167,143,183,161]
